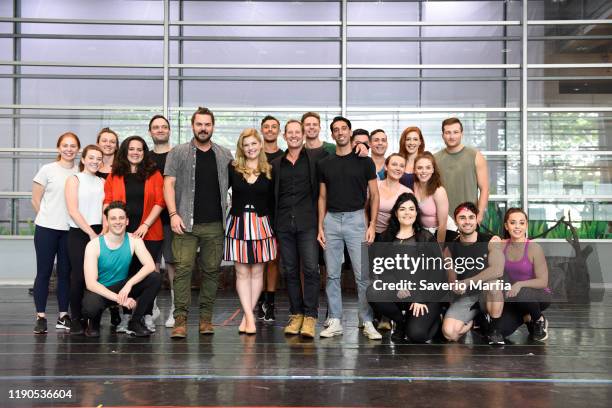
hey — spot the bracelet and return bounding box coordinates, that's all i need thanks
[142,222,150,228]
[169,212,177,217]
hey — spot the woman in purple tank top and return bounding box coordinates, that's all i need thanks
[498,208,551,342]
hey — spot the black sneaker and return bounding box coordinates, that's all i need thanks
[255,300,266,320]
[127,318,151,337]
[33,317,47,334]
[110,306,121,327]
[532,316,548,341]
[488,328,505,345]
[56,315,71,330]
[263,303,275,322]
[391,322,406,343]
[70,318,85,335]
[85,317,101,338]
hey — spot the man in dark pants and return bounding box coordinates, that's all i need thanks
[82,201,160,338]
[271,120,328,338]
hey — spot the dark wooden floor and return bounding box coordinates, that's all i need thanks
[1,287,612,407]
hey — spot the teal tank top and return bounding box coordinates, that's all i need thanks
[98,233,132,287]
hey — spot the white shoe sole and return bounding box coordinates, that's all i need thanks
[165,317,175,328]
[319,329,343,338]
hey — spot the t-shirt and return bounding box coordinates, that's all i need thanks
[317,153,376,213]
[194,148,222,223]
[265,149,284,163]
[322,141,336,155]
[448,231,493,281]
[33,161,79,230]
[124,173,145,233]
[150,151,170,225]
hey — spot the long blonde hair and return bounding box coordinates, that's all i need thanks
[232,128,272,180]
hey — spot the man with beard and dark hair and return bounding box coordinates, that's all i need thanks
[148,114,176,329]
[163,107,233,339]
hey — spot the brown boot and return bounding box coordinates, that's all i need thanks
[171,315,187,339]
[199,318,214,335]
[300,316,317,338]
[284,314,304,335]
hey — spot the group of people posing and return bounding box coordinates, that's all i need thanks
[31,108,551,344]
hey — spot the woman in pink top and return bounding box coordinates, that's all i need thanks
[413,152,449,243]
[372,153,412,240]
[497,208,551,342]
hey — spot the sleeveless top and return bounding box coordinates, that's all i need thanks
[503,240,551,293]
[68,172,105,228]
[375,179,411,233]
[418,195,438,228]
[98,233,132,287]
[434,146,477,213]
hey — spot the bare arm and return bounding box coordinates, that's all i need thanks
[464,240,505,285]
[31,182,44,214]
[164,175,185,234]
[366,178,379,244]
[133,204,164,239]
[475,151,489,224]
[65,176,98,239]
[84,239,124,303]
[515,243,549,290]
[317,182,327,248]
[433,186,449,244]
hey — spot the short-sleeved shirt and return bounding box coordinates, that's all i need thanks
[317,153,377,213]
[265,149,284,163]
[33,162,79,230]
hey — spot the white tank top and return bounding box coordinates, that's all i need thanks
[68,172,105,228]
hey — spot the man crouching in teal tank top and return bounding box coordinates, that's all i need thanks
[81,201,161,338]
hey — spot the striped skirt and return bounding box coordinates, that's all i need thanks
[223,206,277,264]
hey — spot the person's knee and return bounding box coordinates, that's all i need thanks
[406,323,431,343]
[442,319,463,342]
[81,294,103,319]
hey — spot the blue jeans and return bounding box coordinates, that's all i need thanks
[323,209,373,322]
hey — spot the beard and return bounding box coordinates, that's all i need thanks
[152,134,170,145]
[193,129,212,144]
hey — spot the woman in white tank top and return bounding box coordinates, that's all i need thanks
[65,144,105,334]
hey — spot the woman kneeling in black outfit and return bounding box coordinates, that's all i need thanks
[368,192,447,343]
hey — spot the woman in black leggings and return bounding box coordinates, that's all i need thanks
[368,193,446,343]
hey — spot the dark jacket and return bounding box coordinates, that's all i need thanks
[270,147,328,231]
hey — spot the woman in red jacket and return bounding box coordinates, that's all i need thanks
[104,135,164,333]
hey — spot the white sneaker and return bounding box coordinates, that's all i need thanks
[165,304,175,328]
[144,315,156,332]
[323,317,332,328]
[363,321,382,340]
[116,314,130,333]
[320,318,343,338]
[151,301,161,324]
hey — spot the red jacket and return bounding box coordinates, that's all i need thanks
[104,170,165,241]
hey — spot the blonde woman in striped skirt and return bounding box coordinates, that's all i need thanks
[224,128,277,335]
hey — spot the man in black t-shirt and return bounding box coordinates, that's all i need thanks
[317,116,382,340]
[442,202,505,344]
[257,115,283,322]
[148,114,175,330]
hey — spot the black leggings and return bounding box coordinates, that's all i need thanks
[497,288,551,337]
[370,301,442,343]
[123,240,162,315]
[82,273,161,324]
[68,225,103,320]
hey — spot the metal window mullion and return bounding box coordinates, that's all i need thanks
[341,0,347,117]
[163,0,169,118]
[11,0,20,236]
[521,0,529,213]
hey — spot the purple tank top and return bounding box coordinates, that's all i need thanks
[503,240,551,293]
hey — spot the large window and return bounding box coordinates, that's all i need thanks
[0,0,610,238]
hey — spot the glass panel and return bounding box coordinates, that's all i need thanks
[20,79,163,106]
[528,0,609,20]
[348,1,418,22]
[181,1,340,22]
[527,202,612,239]
[527,79,612,108]
[21,0,164,20]
[422,1,505,23]
[528,154,612,196]
[528,112,612,150]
